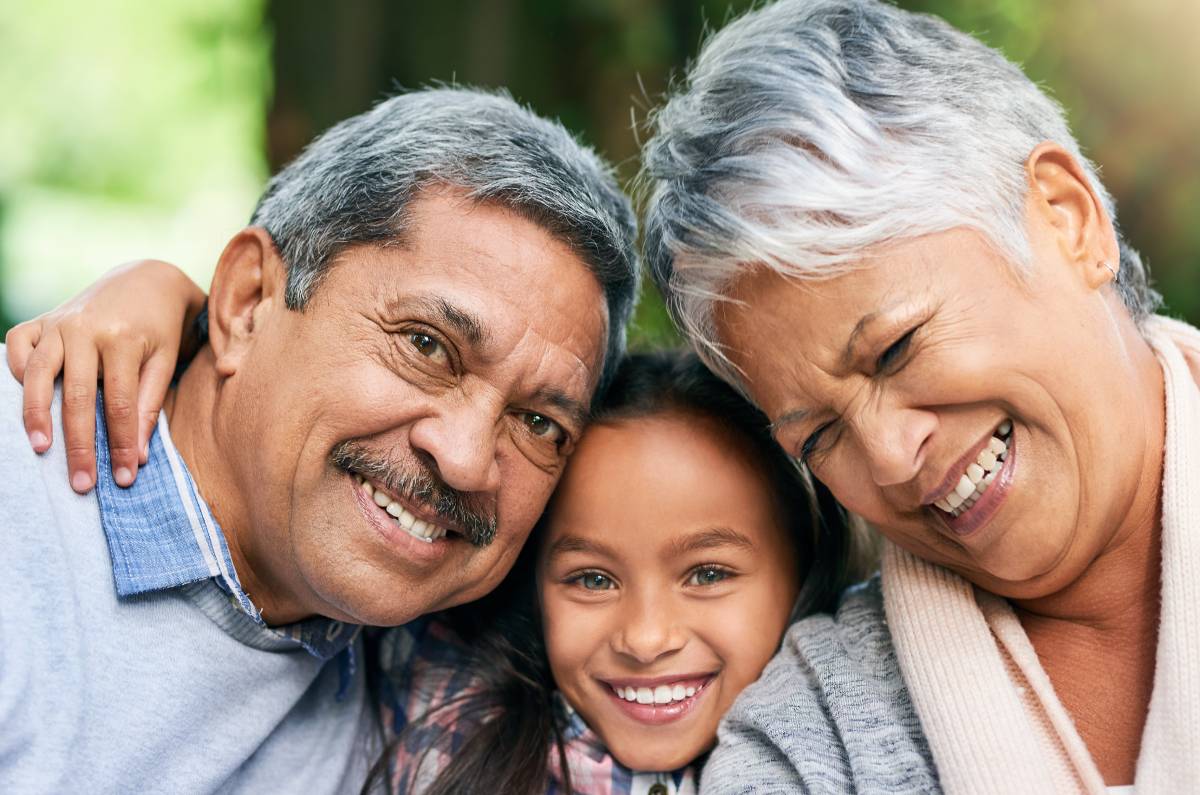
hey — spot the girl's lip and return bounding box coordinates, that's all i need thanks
[598,672,714,689]
[602,675,717,726]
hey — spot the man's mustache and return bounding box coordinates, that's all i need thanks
[330,440,498,548]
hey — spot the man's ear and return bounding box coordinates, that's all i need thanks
[208,227,287,377]
[1025,141,1119,289]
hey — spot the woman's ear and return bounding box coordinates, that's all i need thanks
[207,227,287,377]
[1025,142,1119,290]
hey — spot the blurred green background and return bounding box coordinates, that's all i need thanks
[1,0,1196,345]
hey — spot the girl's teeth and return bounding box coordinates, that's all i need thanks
[613,681,704,705]
[966,463,985,484]
[999,419,1012,436]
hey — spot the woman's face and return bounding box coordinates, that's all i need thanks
[717,222,1160,600]
[537,413,800,772]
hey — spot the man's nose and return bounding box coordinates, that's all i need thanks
[407,404,502,494]
[610,592,686,665]
[850,400,936,488]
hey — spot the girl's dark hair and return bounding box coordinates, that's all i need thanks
[364,350,857,795]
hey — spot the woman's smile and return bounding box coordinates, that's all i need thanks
[926,420,1016,537]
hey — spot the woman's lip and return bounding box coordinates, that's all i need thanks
[602,676,716,726]
[922,422,1009,507]
[935,430,1017,537]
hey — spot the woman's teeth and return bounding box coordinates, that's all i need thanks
[612,682,699,705]
[354,473,448,542]
[934,420,1012,518]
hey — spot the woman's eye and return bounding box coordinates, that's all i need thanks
[523,413,565,446]
[572,572,615,591]
[800,422,834,463]
[687,566,731,587]
[876,328,917,373]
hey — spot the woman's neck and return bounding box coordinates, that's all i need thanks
[1012,323,1167,784]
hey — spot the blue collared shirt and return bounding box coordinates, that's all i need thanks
[93,396,360,694]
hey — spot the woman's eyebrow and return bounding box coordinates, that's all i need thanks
[666,526,756,558]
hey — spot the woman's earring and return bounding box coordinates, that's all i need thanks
[1103,261,1119,283]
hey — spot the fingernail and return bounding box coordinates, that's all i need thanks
[71,471,92,493]
[29,431,48,451]
[115,467,133,487]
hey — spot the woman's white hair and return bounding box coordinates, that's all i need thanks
[643,0,1158,382]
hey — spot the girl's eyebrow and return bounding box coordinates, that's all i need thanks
[546,534,619,560]
[666,526,756,558]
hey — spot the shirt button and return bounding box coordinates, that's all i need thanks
[648,784,668,795]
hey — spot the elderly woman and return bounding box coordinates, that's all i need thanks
[643,0,1197,792]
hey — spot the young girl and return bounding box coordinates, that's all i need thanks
[8,268,859,794]
[369,350,854,794]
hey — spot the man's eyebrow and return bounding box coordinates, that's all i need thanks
[388,295,490,348]
[532,386,590,431]
[546,534,619,560]
[428,297,488,347]
[666,526,757,559]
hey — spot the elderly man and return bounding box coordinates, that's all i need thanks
[0,87,637,792]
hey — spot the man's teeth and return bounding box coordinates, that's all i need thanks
[354,474,447,542]
[934,421,1012,518]
[612,682,700,705]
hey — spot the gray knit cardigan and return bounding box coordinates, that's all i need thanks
[699,576,942,794]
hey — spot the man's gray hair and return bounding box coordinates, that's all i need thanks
[643,0,1158,381]
[251,86,639,395]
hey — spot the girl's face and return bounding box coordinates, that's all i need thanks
[537,412,801,772]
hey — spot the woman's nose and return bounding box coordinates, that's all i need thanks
[851,402,936,488]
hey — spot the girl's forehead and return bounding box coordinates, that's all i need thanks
[537,412,796,563]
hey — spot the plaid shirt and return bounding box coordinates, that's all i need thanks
[379,618,699,795]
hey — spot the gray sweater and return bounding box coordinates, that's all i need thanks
[700,577,941,794]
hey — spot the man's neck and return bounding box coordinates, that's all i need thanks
[164,353,309,625]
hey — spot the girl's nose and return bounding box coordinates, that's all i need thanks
[610,594,687,664]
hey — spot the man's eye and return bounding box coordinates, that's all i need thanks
[572,572,615,591]
[523,413,565,445]
[687,565,732,587]
[409,332,444,359]
[876,327,917,373]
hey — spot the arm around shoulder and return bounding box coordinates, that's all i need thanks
[700,578,940,795]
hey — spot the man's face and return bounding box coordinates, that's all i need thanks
[222,191,608,625]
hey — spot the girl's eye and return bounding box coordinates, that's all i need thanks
[523,413,566,446]
[687,565,732,587]
[572,572,615,591]
[876,327,917,373]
